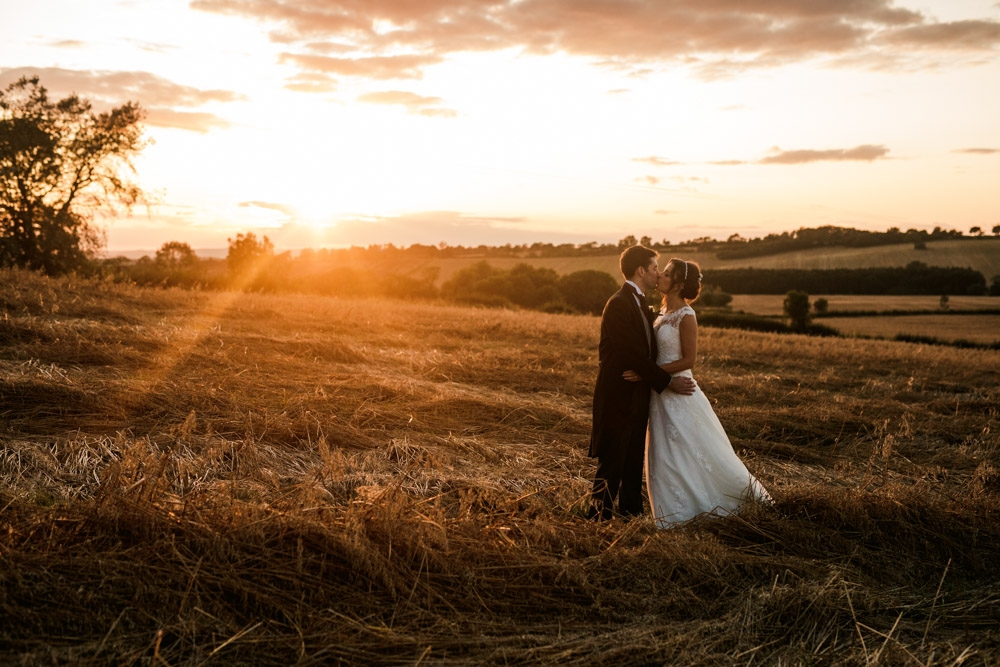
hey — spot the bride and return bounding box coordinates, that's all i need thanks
[626,258,771,527]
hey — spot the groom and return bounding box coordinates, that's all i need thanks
[588,245,695,521]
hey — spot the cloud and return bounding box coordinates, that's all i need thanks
[126,40,180,54]
[699,145,889,165]
[238,201,297,216]
[315,211,539,247]
[633,156,680,166]
[192,0,1000,80]
[0,67,242,132]
[278,53,441,79]
[635,175,660,185]
[882,20,1000,49]
[654,209,677,215]
[144,108,232,133]
[109,210,593,251]
[0,67,242,106]
[759,144,890,164]
[358,90,456,117]
[953,147,999,154]
[284,72,338,93]
[49,39,85,48]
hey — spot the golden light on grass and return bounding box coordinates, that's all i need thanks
[1,268,998,663]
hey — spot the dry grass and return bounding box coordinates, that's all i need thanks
[1,267,999,665]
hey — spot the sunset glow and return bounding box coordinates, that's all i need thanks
[3,0,999,252]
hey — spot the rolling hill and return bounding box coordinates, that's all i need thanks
[395,238,1000,285]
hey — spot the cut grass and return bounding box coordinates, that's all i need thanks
[1,268,998,665]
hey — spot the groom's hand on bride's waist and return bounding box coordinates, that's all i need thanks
[666,376,696,395]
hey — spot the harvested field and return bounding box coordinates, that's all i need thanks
[1,268,998,665]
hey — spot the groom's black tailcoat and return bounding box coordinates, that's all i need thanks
[589,283,672,517]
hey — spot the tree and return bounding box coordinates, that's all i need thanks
[813,297,829,314]
[970,226,983,237]
[783,290,811,331]
[697,284,733,309]
[155,241,198,269]
[993,224,1000,236]
[226,232,273,276]
[0,76,146,274]
[557,269,618,315]
[617,234,637,249]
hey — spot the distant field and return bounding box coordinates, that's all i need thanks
[394,238,1000,286]
[725,294,1000,344]
[729,294,1000,316]
[820,314,1000,345]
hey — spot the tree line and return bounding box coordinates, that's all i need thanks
[705,263,992,295]
[94,235,624,316]
[713,225,996,260]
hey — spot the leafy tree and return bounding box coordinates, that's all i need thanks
[813,297,829,314]
[507,263,562,309]
[384,266,439,300]
[970,226,983,236]
[440,261,510,306]
[993,224,1000,236]
[155,241,198,269]
[0,76,146,274]
[557,269,618,315]
[226,232,274,277]
[441,261,568,310]
[617,234,637,249]
[783,290,811,331]
[990,275,1000,296]
[697,284,733,309]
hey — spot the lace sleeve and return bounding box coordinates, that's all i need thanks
[655,305,696,329]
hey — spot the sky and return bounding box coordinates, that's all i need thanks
[2,0,999,253]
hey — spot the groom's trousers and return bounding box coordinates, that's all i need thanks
[591,417,648,519]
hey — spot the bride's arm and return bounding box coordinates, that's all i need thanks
[657,315,698,373]
[622,315,698,381]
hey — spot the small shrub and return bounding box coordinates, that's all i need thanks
[697,284,733,309]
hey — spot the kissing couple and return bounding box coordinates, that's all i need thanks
[587,245,771,526]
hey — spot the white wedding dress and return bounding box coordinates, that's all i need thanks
[645,306,771,527]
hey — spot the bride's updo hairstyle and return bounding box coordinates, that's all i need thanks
[666,258,703,303]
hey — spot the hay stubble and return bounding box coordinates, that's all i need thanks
[1,269,998,665]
